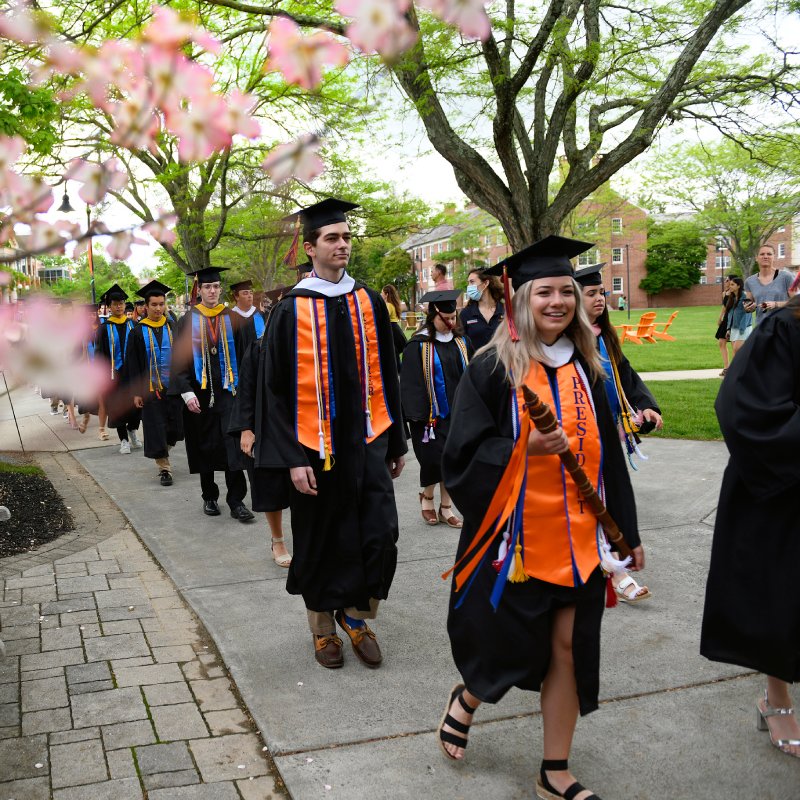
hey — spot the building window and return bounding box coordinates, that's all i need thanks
[421,268,427,281]
[612,247,623,264]
[611,218,623,234]
[715,255,731,269]
[612,277,623,293]
[777,226,786,233]
[715,236,726,251]
[699,276,707,285]
[578,248,599,266]
[778,243,786,258]
[715,276,723,284]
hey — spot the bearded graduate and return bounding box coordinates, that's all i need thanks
[125,281,184,487]
[438,237,644,800]
[400,289,471,528]
[94,283,142,454]
[168,267,254,522]
[257,198,407,670]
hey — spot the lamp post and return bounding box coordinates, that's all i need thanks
[625,242,631,321]
[57,190,96,305]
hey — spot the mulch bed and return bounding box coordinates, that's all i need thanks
[0,464,74,558]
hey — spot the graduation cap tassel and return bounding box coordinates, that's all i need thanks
[502,267,520,342]
[190,275,199,306]
[282,218,301,269]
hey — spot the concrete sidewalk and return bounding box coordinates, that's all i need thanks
[0,452,283,799]
[68,434,799,799]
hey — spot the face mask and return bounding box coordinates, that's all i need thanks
[466,284,483,301]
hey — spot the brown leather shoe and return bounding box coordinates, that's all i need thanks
[335,611,383,668]
[314,634,344,669]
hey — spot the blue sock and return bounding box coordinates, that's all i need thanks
[343,612,365,629]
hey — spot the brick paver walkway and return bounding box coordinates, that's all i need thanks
[0,454,285,800]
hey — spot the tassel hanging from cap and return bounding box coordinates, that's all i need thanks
[282,217,301,268]
[190,275,199,306]
[502,266,520,342]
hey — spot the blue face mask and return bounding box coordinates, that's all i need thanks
[466,284,483,301]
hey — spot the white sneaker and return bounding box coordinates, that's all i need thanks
[129,431,142,449]
[119,440,131,454]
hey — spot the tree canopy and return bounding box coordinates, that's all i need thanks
[640,219,707,295]
[199,0,799,250]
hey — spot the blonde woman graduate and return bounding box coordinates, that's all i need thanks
[439,237,644,800]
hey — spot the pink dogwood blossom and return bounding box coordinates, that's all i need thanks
[336,0,417,59]
[142,213,178,246]
[0,299,109,405]
[267,16,350,90]
[143,5,221,54]
[262,135,324,186]
[67,158,128,205]
[106,230,148,261]
[0,0,49,44]
[418,0,491,40]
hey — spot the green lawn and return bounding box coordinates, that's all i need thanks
[612,305,725,372]
[646,379,723,441]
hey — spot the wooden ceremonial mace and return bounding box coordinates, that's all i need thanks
[521,384,633,561]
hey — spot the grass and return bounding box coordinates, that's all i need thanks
[646,379,723,441]
[611,305,725,372]
[0,461,44,476]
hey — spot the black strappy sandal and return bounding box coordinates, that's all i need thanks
[437,683,477,760]
[536,759,602,800]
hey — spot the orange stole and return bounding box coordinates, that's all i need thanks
[294,289,393,463]
[517,361,602,587]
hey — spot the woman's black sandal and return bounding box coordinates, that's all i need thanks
[536,759,602,800]
[437,683,476,760]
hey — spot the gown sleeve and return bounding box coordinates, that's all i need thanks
[399,337,429,422]
[715,308,800,499]
[616,350,660,414]
[441,353,515,524]
[259,299,310,469]
[227,339,258,434]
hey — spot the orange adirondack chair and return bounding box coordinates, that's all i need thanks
[652,310,679,341]
[616,312,657,345]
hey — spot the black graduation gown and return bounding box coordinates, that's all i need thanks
[230,307,267,360]
[125,321,184,460]
[168,307,247,474]
[442,350,641,714]
[604,334,660,414]
[701,302,800,682]
[227,334,291,512]
[400,331,471,486]
[95,318,141,429]
[259,282,407,612]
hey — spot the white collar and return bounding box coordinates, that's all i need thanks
[540,336,574,368]
[231,306,256,318]
[295,271,355,298]
[435,330,454,342]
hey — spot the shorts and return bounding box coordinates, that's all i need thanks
[729,327,752,343]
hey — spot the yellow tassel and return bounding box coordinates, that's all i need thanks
[323,449,332,471]
[507,543,529,583]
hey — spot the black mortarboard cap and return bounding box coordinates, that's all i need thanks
[284,198,359,240]
[99,283,128,303]
[230,280,254,293]
[573,262,606,287]
[187,267,229,285]
[124,302,135,312]
[296,261,313,274]
[264,285,291,303]
[486,235,594,290]
[136,280,172,300]
[419,289,461,314]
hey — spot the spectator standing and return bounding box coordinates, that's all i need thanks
[432,263,454,291]
[460,269,505,351]
[716,276,735,377]
[743,244,794,322]
[725,276,752,358]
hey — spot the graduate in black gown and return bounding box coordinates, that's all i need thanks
[227,302,293,567]
[168,267,254,522]
[125,281,184,487]
[701,290,800,759]
[438,237,643,800]
[576,263,660,605]
[400,289,471,528]
[228,279,267,356]
[258,199,407,670]
[94,283,141,454]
